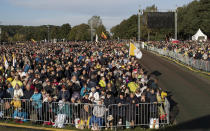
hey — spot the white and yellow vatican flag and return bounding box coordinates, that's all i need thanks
[129,42,137,56]
[129,42,142,59]
[3,55,9,70]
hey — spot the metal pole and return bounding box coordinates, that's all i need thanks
[0,21,2,44]
[138,7,141,43]
[0,28,1,44]
[48,26,50,42]
[175,10,178,40]
[91,20,93,42]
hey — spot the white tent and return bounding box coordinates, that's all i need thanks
[192,29,207,41]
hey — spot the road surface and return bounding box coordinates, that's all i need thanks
[140,50,210,130]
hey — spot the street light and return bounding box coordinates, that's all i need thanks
[46,25,50,42]
[88,20,95,42]
[175,8,178,40]
[138,6,142,43]
[0,21,2,44]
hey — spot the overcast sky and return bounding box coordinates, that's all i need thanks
[0,0,194,30]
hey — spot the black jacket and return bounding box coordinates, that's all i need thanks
[104,96,115,107]
[23,90,34,99]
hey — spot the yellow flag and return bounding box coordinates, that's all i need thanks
[101,32,107,39]
[31,39,36,43]
[129,43,137,56]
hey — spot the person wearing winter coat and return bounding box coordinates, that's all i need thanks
[88,87,100,104]
[58,85,70,101]
[115,92,127,126]
[99,77,106,88]
[89,100,105,130]
[30,88,42,121]
[104,91,115,108]
[14,84,23,98]
[80,83,90,97]
[138,94,149,126]
[147,89,158,118]
[71,76,81,99]
[7,84,14,98]
[11,76,23,88]
[23,84,33,99]
[126,93,139,128]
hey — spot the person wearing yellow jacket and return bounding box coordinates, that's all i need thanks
[99,77,106,88]
[11,97,21,110]
[128,82,139,93]
[11,76,23,88]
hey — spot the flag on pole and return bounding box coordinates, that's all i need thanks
[3,55,9,70]
[129,43,137,56]
[31,39,36,44]
[95,34,98,42]
[129,42,142,59]
[12,53,16,67]
[101,32,107,39]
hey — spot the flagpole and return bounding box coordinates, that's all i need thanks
[138,6,141,43]
[129,42,131,57]
[175,8,178,40]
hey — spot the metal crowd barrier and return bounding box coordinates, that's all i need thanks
[0,98,170,129]
[147,46,210,72]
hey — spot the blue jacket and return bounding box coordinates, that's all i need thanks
[31,93,42,109]
[24,64,30,73]
[80,86,90,97]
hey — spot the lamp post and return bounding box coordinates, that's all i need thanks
[0,21,2,44]
[138,7,141,43]
[175,7,178,40]
[47,25,50,42]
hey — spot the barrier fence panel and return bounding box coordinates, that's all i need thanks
[107,102,169,129]
[164,98,170,124]
[147,46,210,72]
[0,98,169,129]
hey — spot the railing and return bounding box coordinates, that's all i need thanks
[0,98,170,129]
[147,46,210,72]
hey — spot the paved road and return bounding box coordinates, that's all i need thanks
[140,50,210,126]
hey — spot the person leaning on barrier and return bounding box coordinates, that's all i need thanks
[90,99,105,130]
[126,92,139,128]
[115,92,127,127]
[30,88,42,124]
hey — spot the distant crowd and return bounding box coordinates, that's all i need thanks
[147,41,210,61]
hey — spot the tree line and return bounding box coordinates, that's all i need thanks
[0,16,109,42]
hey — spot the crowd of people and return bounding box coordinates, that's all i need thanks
[147,41,210,61]
[0,41,168,130]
